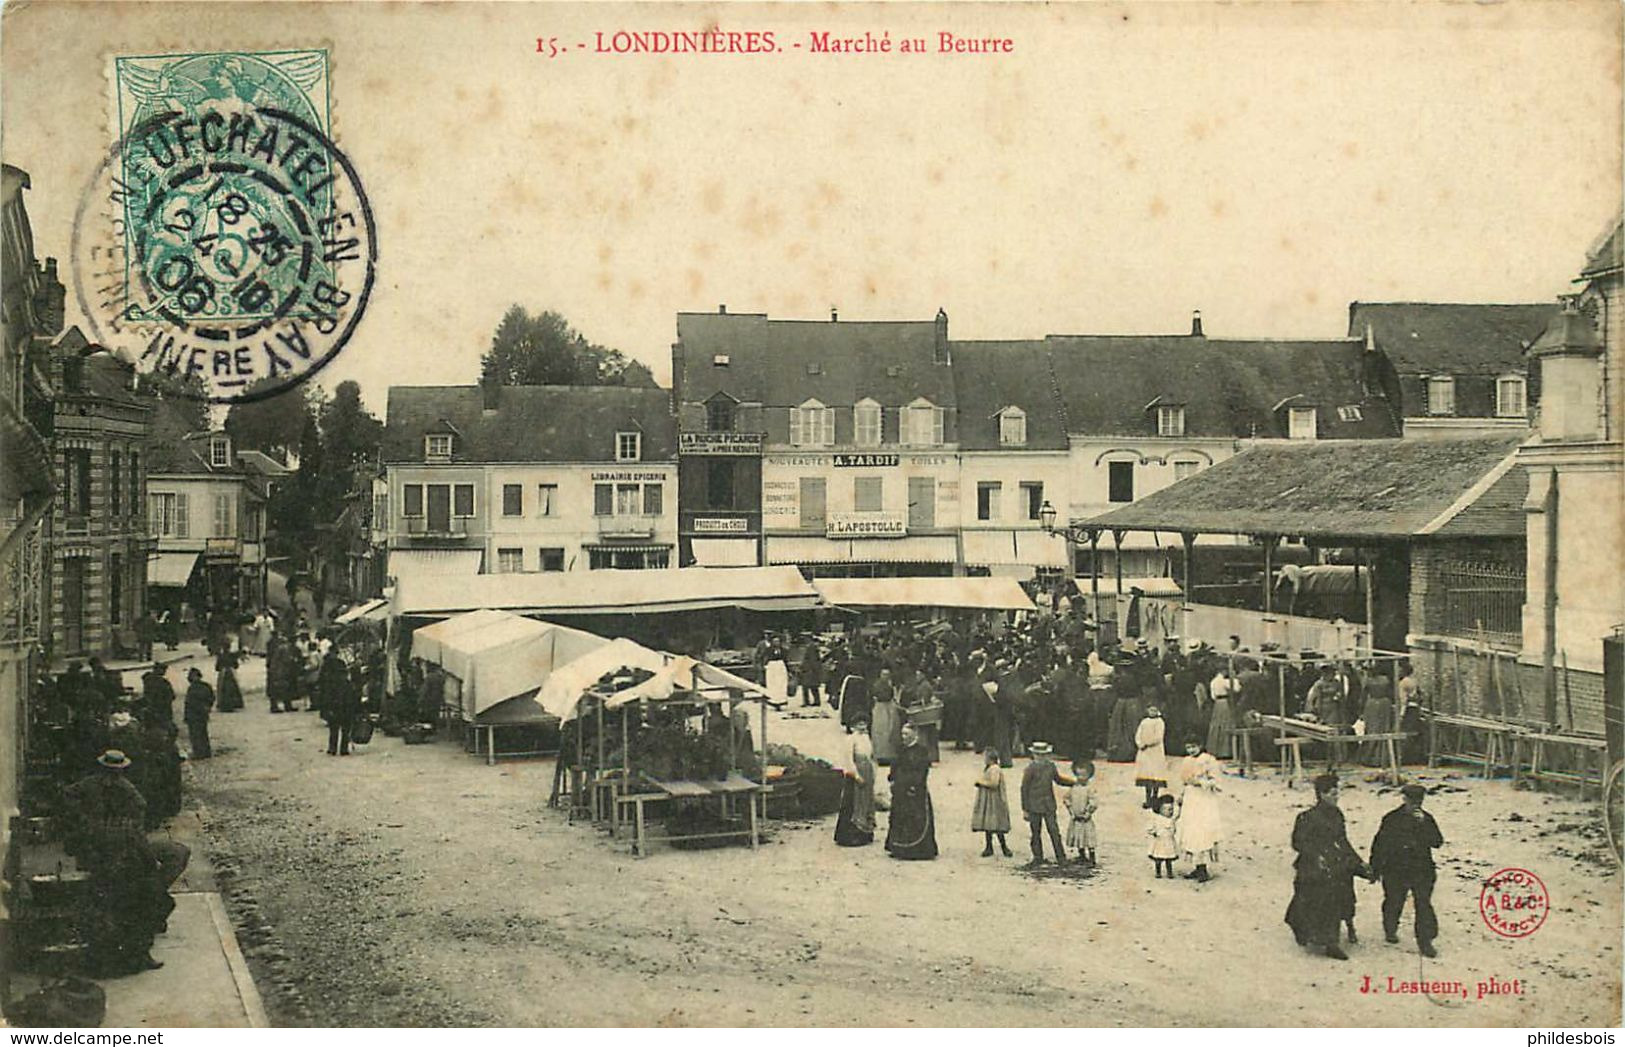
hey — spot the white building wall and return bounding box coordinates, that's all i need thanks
[483,462,676,573]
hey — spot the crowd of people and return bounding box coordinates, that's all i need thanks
[762,598,1442,961]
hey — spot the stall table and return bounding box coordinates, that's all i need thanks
[616,773,766,857]
[1423,711,1532,779]
[1511,732,1609,799]
[1258,714,1406,785]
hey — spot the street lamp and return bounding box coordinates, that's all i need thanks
[1039,500,1105,623]
[1039,500,1058,536]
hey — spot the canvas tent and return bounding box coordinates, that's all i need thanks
[534,638,673,721]
[409,608,514,665]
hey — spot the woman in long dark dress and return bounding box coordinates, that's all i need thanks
[1285,773,1373,959]
[884,724,938,860]
[215,649,244,712]
[834,720,876,846]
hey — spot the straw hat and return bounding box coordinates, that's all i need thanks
[96,749,132,770]
[1028,741,1054,756]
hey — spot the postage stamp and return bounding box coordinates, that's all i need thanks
[1479,867,1550,939]
[70,49,375,404]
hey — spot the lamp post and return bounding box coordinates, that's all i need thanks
[1039,500,1103,624]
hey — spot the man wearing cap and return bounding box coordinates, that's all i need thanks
[1020,741,1072,866]
[1369,783,1444,957]
[141,662,176,728]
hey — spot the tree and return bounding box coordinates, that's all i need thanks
[135,369,210,431]
[479,306,650,387]
[318,380,383,479]
[225,377,315,457]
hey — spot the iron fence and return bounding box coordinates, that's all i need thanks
[1439,560,1525,646]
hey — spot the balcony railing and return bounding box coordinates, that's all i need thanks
[405,516,469,538]
[596,514,659,539]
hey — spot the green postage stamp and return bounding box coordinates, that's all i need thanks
[73,49,375,403]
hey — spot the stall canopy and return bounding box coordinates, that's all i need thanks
[388,548,484,587]
[534,637,671,720]
[333,597,389,624]
[604,655,774,707]
[393,565,821,618]
[1075,576,1183,597]
[149,551,199,588]
[409,608,515,664]
[813,576,1036,612]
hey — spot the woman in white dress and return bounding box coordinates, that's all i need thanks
[1133,706,1168,808]
[1177,741,1223,882]
[763,637,790,703]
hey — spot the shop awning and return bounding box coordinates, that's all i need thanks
[148,551,199,588]
[333,597,389,624]
[393,565,821,617]
[690,538,759,567]
[387,548,484,587]
[813,577,1036,612]
[1073,575,1183,597]
[764,535,957,565]
[961,530,1068,568]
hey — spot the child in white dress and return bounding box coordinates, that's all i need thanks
[1065,760,1099,865]
[1147,793,1178,879]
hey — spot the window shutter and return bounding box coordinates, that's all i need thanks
[176,493,190,537]
[404,484,423,517]
[932,406,944,445]
[789,407,802,446]
[822,407,835,446]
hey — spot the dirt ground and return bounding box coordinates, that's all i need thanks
[169,646,1621,1027]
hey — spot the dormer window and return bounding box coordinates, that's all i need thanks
[425,434,453,461]
[1288,406,1318,440]
[1427,375,1456,416]
[790,399,834,447]
[616,431,642,462]
[1156,405,1186,437]
[209,435,231,468]
[902,397,944,446]
[705,394,736,433]
[998,407,1027,446]
[1496,375,1527,418]
[854,398,882,447]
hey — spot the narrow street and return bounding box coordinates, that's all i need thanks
[176,651,1620,1028]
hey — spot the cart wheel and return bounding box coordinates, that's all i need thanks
[1605,759,1623,867]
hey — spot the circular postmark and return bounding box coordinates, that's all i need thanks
[1478,866,1550,938]
[72,93,375,405]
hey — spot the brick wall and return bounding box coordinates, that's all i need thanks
[1409,634,1605,734]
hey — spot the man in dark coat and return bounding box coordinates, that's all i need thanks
[183,667,215,759]
[1370,783,1444,957]
[141,662,176,728]
[1019,741,1071,866]
[1285,774,1373,960]
[319,650,358,755]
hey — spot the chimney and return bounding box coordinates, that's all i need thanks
[1528,300,1603,442]
[830,306,839,323]
[934,308,949,364]
[1190,310,1204,338]
[480,373,501,413]
[718,304,726,314]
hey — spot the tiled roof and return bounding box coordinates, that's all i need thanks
[948,340,1068,450]
[382,384,676,464]
[674,311,956,409]
[1088,435,1525,540]
[1347,302,1557,377]
[1045,334,1398,440]
[1580,218,1623,280]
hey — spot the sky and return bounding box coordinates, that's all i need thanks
[3,1,1620,418]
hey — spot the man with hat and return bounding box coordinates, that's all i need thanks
[1369,783,1444,957]
[1019,741,1072,866]
[61,749,189,975]
[141,662,176,728]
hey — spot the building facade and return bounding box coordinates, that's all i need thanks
[1517,218,1624,735]
[381,383,677,583]
[39,327,152,661]
[1349,301,1556,439]
[146,412,282,619]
